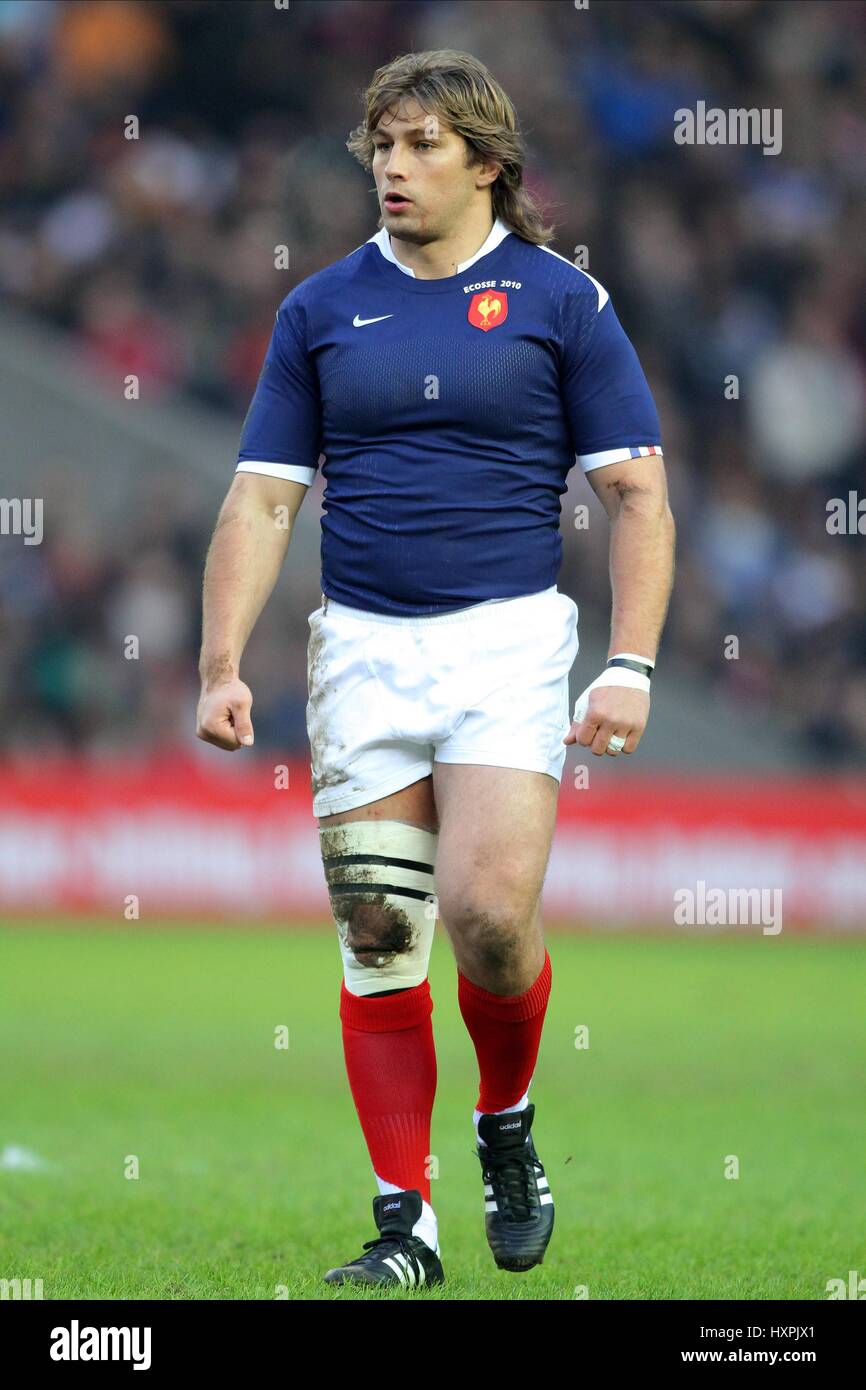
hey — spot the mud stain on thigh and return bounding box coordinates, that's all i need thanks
[307,619,347,795]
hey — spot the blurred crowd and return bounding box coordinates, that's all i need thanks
[1,0,865,763]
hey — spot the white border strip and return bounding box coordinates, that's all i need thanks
[578,445,663,472]
[540,245,610,311]
[236,460,316,486]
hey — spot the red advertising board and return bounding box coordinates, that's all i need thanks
[1,756,864,930]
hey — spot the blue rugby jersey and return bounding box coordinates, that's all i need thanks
[236,216,662,616]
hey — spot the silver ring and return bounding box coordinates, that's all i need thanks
[607,734,626,753]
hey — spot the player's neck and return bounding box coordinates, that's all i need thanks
[389,208,496,280]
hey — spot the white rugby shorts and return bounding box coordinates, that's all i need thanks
[305,585,579,817]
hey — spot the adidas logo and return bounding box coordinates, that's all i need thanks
[383,1201,401,1212]
[499,1120,523,1132]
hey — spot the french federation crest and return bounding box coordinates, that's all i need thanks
[467,291,508,331]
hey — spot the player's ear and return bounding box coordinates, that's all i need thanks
[464,140,500,189]
[478,163,500,189]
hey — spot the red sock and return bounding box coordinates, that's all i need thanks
[340,980,437,1202]
[458,951,552,1112]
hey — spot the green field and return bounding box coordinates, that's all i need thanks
[2,925,864,1300]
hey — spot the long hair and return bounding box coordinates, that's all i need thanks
[346,50,554,245]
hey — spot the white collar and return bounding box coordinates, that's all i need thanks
[368,215,512,277]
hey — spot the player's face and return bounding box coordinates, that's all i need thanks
[371,101,483,244]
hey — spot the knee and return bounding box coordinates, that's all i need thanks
[335,895,417,970]
[440,895,528,976]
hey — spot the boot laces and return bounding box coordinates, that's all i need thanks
[359,1232,423,1281]
[483,1143,541,1222]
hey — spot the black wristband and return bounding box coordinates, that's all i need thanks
[606,657,653,679]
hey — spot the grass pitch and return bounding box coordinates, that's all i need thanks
[2,925,864,1300]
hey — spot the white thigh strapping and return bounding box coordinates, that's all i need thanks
[319,820,439,996]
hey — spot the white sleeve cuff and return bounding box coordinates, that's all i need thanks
[578,445,663,472]
[235,460,317,486]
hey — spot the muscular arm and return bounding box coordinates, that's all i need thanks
[197,472,308,749]
[587,454,675,661]
[565,454,675,757]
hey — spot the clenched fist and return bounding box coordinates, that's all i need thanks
[196,677,255,751]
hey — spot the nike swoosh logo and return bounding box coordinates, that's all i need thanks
[353,313,394,327]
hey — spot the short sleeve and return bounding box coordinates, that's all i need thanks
[235,295,323,487]
[559,285,663,473]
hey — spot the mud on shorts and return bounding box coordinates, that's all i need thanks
[306,585,580,818]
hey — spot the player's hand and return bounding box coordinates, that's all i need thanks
[196,677,255,751]
[563,686,649,757]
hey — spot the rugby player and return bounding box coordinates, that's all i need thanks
[197,49,675,1288]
